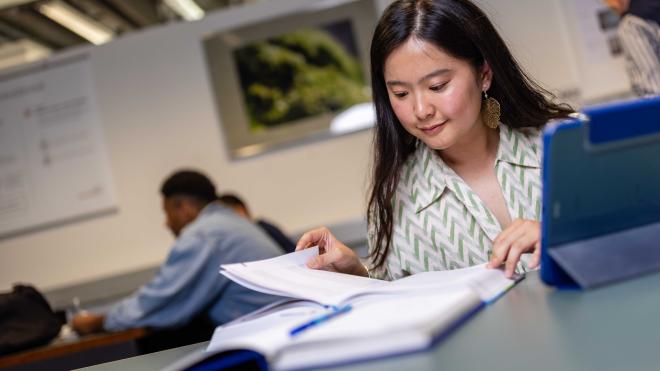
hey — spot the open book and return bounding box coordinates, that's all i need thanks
[165,248,521,371]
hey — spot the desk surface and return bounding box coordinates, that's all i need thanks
[0,328,147,370]
[77,271,660,371]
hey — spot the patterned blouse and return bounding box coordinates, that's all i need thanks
[369,124,543,280]
[618,14,660,96]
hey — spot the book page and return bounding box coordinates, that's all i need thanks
[296,289,479,339]
[206,300,328,356]
[202,288,481,371]
[274,288,482,370]
[383,264,518,302]
[221,247,385,305]
[185,255,519,371]
[222,250,519,305]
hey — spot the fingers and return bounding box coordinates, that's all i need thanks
[306,254,329,270]
[296,227,330,251]
[488,220,541,277]
[296,228,365,276]
[319,230,332,255]
[306,246,342,271]
[296,227,339,270]
[491,219,524,251]
[528,241,542,269]
[503,233,537,277]
[488,219,526,268]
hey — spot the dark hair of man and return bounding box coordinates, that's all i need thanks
[160,170,218,206]
[218,194,249,212]
[367,0,574,269]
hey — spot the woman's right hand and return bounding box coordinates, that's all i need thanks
[296,227,368,277]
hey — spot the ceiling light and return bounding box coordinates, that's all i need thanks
[37,0,114,45]
[163,0,205,21]
[0,39,51,72]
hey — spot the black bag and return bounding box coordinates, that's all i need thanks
[0,284,63,356]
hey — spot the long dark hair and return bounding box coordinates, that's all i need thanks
[367,0,573,269]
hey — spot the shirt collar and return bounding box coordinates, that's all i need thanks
[200,201,231,216]
[412,143,448,214]
[496,124,541,168]
[412,124,541,213]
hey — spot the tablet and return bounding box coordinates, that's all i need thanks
[540,96,660,288]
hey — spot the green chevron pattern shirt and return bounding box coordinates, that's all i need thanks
[369,124,542,280]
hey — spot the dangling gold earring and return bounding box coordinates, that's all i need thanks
[481,91,500,129]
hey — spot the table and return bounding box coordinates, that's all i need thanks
[0,328,147,371]
[75,271,660,371]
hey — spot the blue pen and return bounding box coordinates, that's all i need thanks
[290,305,353,337]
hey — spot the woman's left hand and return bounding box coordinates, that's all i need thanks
[487,219,541,277]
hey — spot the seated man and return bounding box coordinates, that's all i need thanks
[72,170,283,337]
[218,193,296,254]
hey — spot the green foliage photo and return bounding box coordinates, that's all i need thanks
[234,20,370,131]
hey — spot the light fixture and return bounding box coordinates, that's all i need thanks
[329,102,376,135]
[38,0,114,45]
[163,0,205,21]
[0,39,51,72]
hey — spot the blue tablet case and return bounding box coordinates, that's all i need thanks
[540,96,660,289]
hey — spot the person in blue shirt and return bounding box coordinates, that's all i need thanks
[218,193,297,254]
[71,170,283,335]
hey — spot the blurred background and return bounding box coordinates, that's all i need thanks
[0,0,634,308]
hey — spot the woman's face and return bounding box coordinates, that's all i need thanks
[384,38,491,151]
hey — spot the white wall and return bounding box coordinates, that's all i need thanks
[476,0,581,95]
[559,0,631,101]
[0,0,630,292]
[0,0,374,291]
[476,0,630,104]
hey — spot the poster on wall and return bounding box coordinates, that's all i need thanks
[0,54,117,238]
[203,0,378,159]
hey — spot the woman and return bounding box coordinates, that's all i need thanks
[298,0,573,279]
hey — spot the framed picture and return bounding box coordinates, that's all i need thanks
[203,0,378,159]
